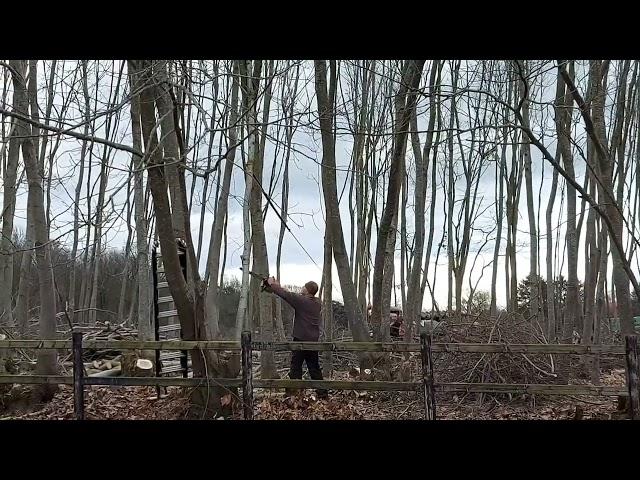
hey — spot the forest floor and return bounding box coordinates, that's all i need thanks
[1,367,628,420]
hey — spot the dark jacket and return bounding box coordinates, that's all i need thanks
[270,284,321,341]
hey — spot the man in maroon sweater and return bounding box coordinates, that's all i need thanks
[266,276,328,399]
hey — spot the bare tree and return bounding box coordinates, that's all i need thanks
[0,76,20,327]
[68,61,91,325]
[127,61,152,340]
[314,59,370,344]
[406,60,439,337]
[321,230,333,377]
[87,62,125,325]
[239,60,277,378]
[558,60,639,332]
[10,59,58,401]
[204,61,240,340]
[490,65,509,320]
[132,59,230,416]
[516,60,540,323]
[274,61,300,341]
[370,60,425,340]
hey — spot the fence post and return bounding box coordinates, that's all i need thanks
[625,335,639,420]
[0,333,6,370]
[72,330,85,420]
[420,333,436,420]
[241,331,254,420]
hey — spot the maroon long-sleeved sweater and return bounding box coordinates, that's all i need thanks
[270,284,321,341]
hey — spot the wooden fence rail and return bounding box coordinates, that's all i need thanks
[0,375,628,396]
[0,332,637,420]
[0,340,627,355]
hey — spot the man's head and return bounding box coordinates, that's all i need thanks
[301,281,319,297]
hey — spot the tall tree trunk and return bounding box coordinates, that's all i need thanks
[546,166,560,341]
[196,62,221,265]
[118,189,134,322]
[134,59,227,417]
[154,62,186,241]
[599,61,635,336]
[370,59,425,339]
[555,61,578,382]
[204,61,240,340]
[274,64,298,342]
[407,60,438,339]
[11,59,58,401]
[79,122,96,325]
[420,64,443,303]
[314,60,369,343]
[446,64,457,312]
[583,170,599,381]
[558,60,640,331]
[594,221,609,383]
[490,109,508,319]
[0,111,19,328]
[380,209,399,342]
[517,60,540,323]
[235,129,253,338]
[68,61,90,324]
[247,60,277,379]
[88,66,122,325]
[399,169,408,313]
[127,62,152,341]
[322,231,333,377]
[546,64,568,341]
[38,61,57,231]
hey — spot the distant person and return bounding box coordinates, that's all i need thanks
[266,277,328,399]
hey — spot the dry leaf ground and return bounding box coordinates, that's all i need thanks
[1,372,627,421]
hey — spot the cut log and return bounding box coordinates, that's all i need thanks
[121,352,155,377]
[136,359,153,373]
[361,368,374,381]
[89,366,122,377]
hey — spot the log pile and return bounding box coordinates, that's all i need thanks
[85,357,122,377]
[60,322,149,378]
[77,322,139,364]
[81,321,138,342]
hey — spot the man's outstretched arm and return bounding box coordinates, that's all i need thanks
[267,277,304,309]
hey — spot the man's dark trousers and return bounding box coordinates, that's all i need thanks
[288,337,328,398]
